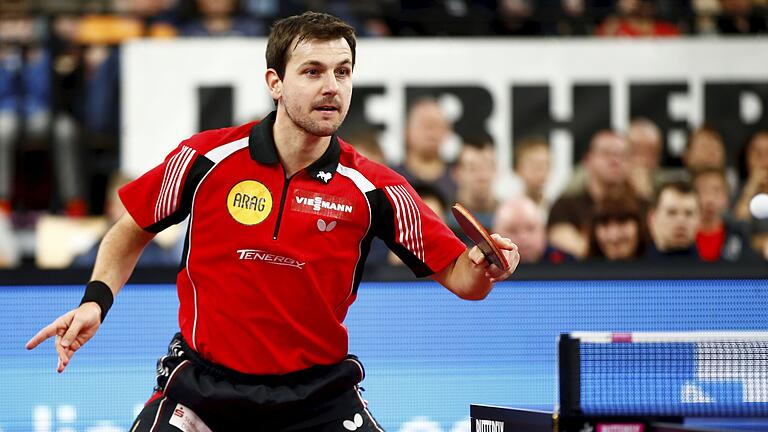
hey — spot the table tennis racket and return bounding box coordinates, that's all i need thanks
[451,203,510,271]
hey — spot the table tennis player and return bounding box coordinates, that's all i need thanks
[25,11,519,431]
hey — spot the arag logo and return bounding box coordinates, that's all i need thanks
[227,180,272,225]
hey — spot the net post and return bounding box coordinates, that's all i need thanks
[558,333,581,417]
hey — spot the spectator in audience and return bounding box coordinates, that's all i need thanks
[394,97,456,203]
[587,195,646,261]
[683,125,726,172]
[548,130,639,259]
[646,180,701,260]
[511,135,552,213]
[0,9,86,215]
[345,130,385,164]
[626,117,663,200]
[0,211,19,268]
[494,195,572,264]
[595,0,681,37]
[734,130,768,221]
[71,172,184,268]
[492,0,543,36]
[448,136,498,231]
[716,0,768,34]
[178,0,265,36]
[692,167,755,262]
[732,130,768,259]
[681,125,738,192]
[539,0,593,36]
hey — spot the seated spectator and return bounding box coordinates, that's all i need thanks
[681,125,738,192]
[587,195,646,261]
[71,172,184,268]
[394,97,456,203]
[510,135,552,213]
[548,130,640,259]
[346,130,385,164]
[716,0,767,34]
[595,0,681,37]
[448,136,498,231]
[492,0,543,36]
[627,117,664,200]
[494,196,572,264]
[538,0,593,36]
[683,125,726,172]
[178,0,265,36]
[692,167,755,262]
[0,11,85,215]
[646,180,701,260]
[734,130,768,221]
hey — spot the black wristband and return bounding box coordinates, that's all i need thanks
[80,280,114,323]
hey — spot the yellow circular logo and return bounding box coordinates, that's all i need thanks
[227,180,272,225]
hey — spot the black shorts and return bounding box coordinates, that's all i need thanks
[130,333,384,431]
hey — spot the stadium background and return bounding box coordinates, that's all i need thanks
[1,1,768,431]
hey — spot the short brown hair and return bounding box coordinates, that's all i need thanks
[266,12,356,79]
[652,180,695,210]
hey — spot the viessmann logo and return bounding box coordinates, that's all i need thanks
[295,196,352,213]
[291,189,355,221]
[236,249,305,269]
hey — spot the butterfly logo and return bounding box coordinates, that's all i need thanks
[317,219,337,232]
[343,413,364,431]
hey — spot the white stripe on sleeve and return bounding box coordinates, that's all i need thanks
[154,146,194,223]
[385,185,424,261]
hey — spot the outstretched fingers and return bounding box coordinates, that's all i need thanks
[26,310,75,350]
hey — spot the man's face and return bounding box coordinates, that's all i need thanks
[595,219,639,260]
[406,102,449,158]
[685,132,724,170]
[693,173,728,222]
[650,189,700,251]
[748,134,768,173]
[455,146,496,198]
[276,37,353,137]
[494,201,546,263]
[516,146,550,191]
[628,125,661,171]
[587,133,629,187]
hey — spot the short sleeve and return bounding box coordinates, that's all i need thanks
[375,182,466,277]
[119,144,200,233]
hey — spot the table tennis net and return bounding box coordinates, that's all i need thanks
[559,332,768,417]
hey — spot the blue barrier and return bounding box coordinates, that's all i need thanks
[3,279,767,431]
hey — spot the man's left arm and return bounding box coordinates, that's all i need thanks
[431,234,519,300]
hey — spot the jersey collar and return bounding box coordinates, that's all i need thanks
[249,111,341,185]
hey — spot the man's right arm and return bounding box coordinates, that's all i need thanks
[25,212,154,372]
[90,212,156,298]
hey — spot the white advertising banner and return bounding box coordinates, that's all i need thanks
[123,38,768,198]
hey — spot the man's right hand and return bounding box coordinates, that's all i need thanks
[25,302,102,373]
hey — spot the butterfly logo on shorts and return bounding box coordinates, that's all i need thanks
[343,413,364,431]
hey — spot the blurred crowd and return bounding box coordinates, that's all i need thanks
[1,0,768,269]
[364,98,768,269]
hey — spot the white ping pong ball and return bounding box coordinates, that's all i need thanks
[749,193,768,219]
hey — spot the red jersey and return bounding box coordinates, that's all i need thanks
[119,112,466,375]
